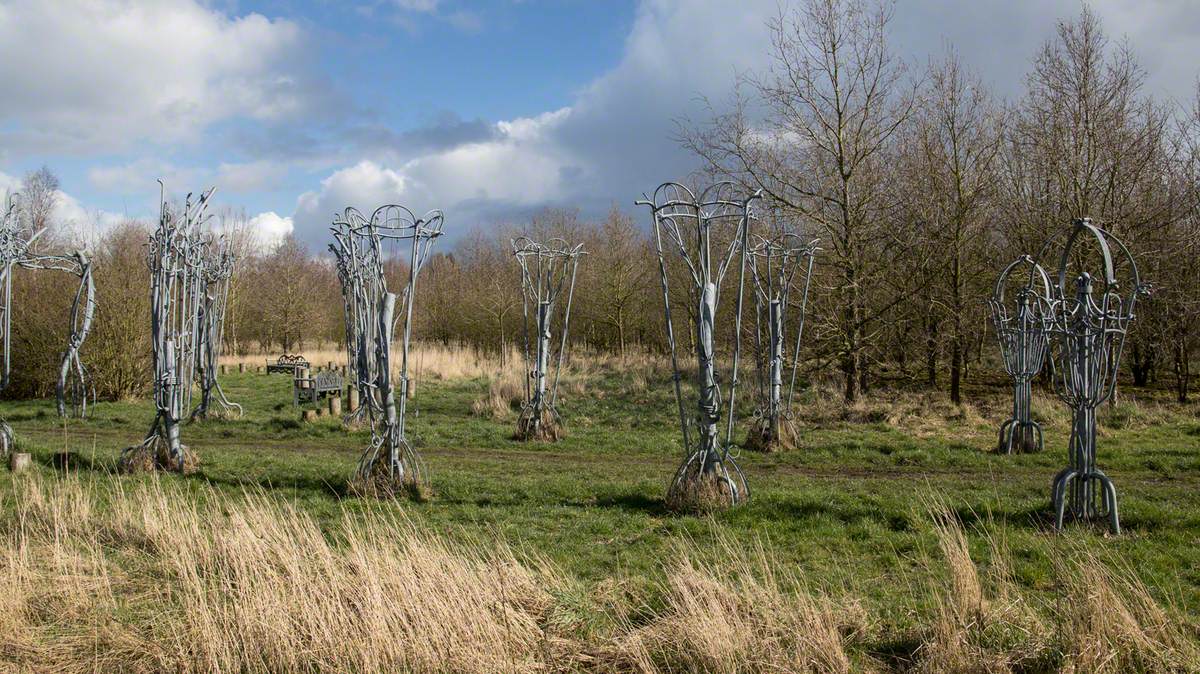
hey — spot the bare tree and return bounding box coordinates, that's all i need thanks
[909,50,1003,403]
[20,166,60,240]
[1002,6,1172,388]
[683,0,917,401]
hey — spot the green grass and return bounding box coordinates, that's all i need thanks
[3,364,1200,633]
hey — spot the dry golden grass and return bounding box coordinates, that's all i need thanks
[220,342,526,383]
[608,537,858,673]
[1,473,571,673]
[471,368,526,420]
[917,502,1050,673]
[3,469,1197,672]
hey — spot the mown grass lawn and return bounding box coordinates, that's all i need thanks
[3,363,1199,648]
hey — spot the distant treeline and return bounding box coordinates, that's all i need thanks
[6,3,1200,406]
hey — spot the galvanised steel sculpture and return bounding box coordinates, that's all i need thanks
[330,218,366,424]
[331,205,443,497]
[512,237,584,441]
[120,184,215,473]
[988,255,1052,454]
[191,237,241,420]
[637,182,759,511]
[1036,218,1146,534]
[0,193,97,458]
[746,230,818,451]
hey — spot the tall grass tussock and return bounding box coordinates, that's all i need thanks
[2,473,1196,672]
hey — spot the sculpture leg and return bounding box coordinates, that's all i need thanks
[1097,472,1120,535]
[1052,468,1078,531]
[0,419,11,458]
[998,418,1014,454]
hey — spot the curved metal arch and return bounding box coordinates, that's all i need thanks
[636,181,761,509]
[1029,217,1148,534]
[331,202,444,494]
[745,230,820,450]
[511,236,586,441]
[989,254,1052,455]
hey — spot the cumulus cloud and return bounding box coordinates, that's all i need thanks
[289,0,773,242]
[215,161,290,194]
[0,0,322,153]
[293,109,577,235]
[287,0,1200,247]
[244,211,294,251]
[1,170,125,236]
[88,159,198,194]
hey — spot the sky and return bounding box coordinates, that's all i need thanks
[1,0,1198,251]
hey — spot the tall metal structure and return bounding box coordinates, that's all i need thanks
[120,184,215,472]
[0,193,97,457]
[330,217,366,424]
[191,237,241,420]
[331,205,443,496]
[746,231,818,451]
[512,237,584,441]
[637,182,759,510]
[1036,218,1145,534]
[988,255,1052,454]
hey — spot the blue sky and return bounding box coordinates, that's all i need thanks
[2,0,1198,249]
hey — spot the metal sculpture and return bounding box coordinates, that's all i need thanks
[191,237,241,420]
[0,193,97,457]
[512,237,584,441]
[329,221,361,423]
[988,255,1052,454]
[120,184,215,473]
[330,204,443,496]
[637,182,759,511]
[1035,218,1146,534]
[746,231,818,451]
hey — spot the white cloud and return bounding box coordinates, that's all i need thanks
[0,0,316,153]
[1,170,126,237]
[289,0,1200,248]
[245,211,294,251]
[215,160,289,193]
[293,109,576,236]
[290,0,772,242]
[88,159,197,194]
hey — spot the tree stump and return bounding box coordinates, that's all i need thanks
[9,452,31,473]
[329,395,342,417]
[301,409,318,423]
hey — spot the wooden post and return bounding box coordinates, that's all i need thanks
[347,386,360,413]
[8,452,31,473]
[301,409,317,423]
[406,376,416,399]
[219,364,226,375]
[239,362,246,373]
[328,360,335,370]
[329,394,342,417]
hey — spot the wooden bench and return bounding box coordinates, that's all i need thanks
[267,354,309,375]
[294,369,343,406]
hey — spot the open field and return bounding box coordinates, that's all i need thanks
[2,356,1200,672]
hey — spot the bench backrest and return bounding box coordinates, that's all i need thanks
[313,370,343,391]
[277,354,310,367]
